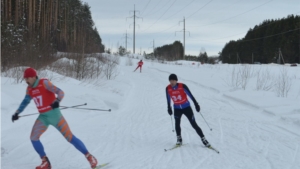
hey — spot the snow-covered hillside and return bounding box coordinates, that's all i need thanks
[1,56,300,169]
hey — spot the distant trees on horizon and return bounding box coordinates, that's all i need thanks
[220,15,300,64]
[149,15,299,64]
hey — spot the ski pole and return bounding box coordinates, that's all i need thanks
[19,103,87,117]
[59,106,111,112]
[170,116,175,132]
[199,112,213,131]
[60,103,87,110]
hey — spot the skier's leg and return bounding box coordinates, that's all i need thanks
[184,107,205,138]
[54,115,89,155]
[184,108,211,147]
[140,66,142,72]
[30,118,49,158]
[53,110,98,167]
[174,109,183,136]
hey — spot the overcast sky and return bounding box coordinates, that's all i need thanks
[83,0,300,56]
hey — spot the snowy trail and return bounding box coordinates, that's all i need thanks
[103,67,175,169]
[142,65,299,169]
[1,60,300,169]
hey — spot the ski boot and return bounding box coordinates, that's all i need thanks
[176,135,182,146]
[36,156,51,169]
[86,153,98,168]
[201,137,211,147]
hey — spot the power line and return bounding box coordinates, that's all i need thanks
[140,0,152,15]
[154,0,289,34]
[189,0,273,28]
[239,28,300,42]
[187,0,243,20]
[140,0,178,33]
[188,11,300,42]
[138,0,297,55]
[141,0,213,34]
[186,0,213,19]
[162,0,197,21]
[189,28,300,43]
[150,17,299,56]
[141,0,167,18]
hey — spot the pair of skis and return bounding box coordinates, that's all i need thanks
[84,162,109,169]
[86,144,219,169]
[164,144,220,154]
[164,143,187,151]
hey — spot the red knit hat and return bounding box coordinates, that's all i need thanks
[24,67,37,78]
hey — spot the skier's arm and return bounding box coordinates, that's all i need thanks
[182,84,198,105]
[16,89,32,114]
[43,80,64,101]
[166,87,171,108]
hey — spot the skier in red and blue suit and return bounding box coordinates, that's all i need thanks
[166,73,211,147]
[12,67,98,169]
[134,60,143,72]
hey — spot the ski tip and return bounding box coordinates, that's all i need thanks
[94,162,109,169]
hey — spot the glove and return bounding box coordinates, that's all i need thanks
[168,107,173,115]
[12,112,19,122]
[50,99,60,109]
[195,104,200,112]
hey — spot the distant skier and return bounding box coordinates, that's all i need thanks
[12,67,98,169]
[134,60,143,72]
[166,74,211,147]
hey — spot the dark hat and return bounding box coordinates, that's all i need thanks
[24,67,37,78]
[169,74,178,81]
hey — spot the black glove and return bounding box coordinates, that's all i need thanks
[50,99,60,109]
[168,107,173,116]
[195,104,200,112]
[12,112,19,122]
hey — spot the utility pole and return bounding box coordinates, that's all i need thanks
[236,52,241,64]
[148,40,155,58]
[127,5,142,54]
[299,16,300,63]
[176,17,190,60]
[122,30,131,53]
[153,39,155,58]
[278,48,285,64]
[182,17,185,60]
[133,6,136,54]
[125,31,128,52]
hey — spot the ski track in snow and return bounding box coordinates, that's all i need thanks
[147,66,299,169]
[1,61,300,169]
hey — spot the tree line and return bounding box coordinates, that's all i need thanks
[145,15,299,64]
[220,15,300,64]
[146,41,216,63]
[1,0,104,71]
